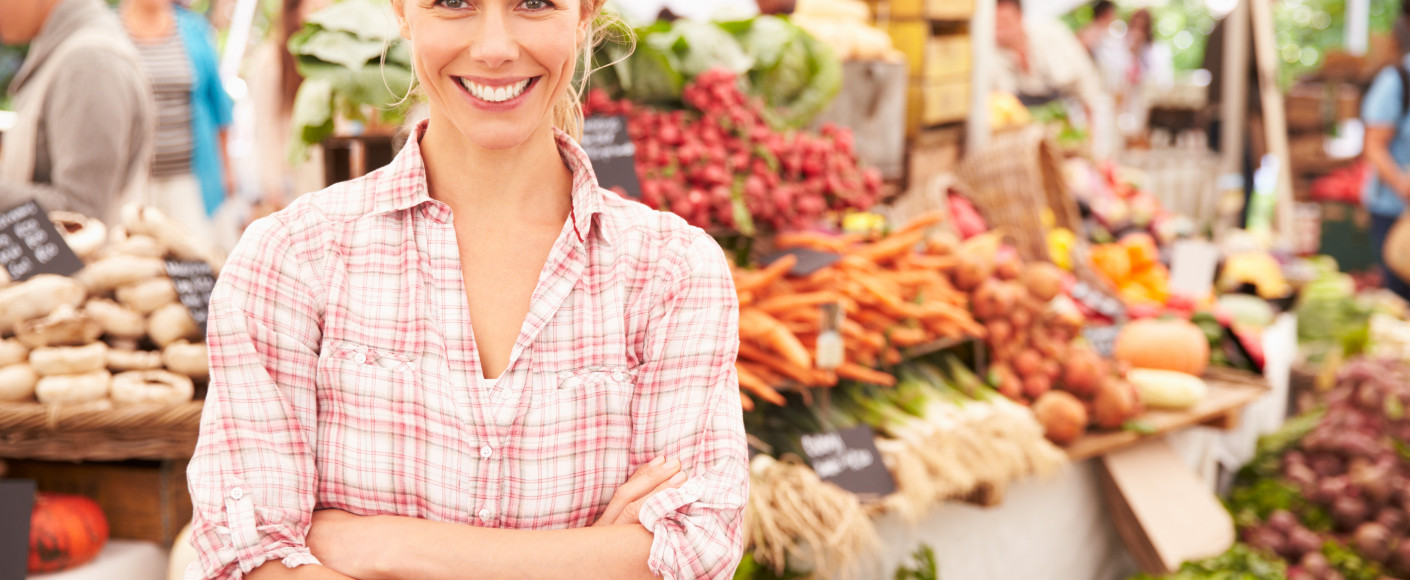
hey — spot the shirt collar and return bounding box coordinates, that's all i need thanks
[372,120,607,246]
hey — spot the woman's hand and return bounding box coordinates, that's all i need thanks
[307,509,392,580]
[594,457,687,527]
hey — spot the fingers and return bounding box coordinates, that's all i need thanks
[614,471,689,526]
[593,457,682,527]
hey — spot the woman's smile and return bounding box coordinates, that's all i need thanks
[455,75,541,109]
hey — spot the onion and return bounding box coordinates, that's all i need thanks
[1392,539,1410,574]
[1033,391,1087,445]
[1300,552,1331,577]
[1268,510,1299,533]
[1332,496,1370,532]
[1244,526,1286,557]
[1286,526,1323,560]
[1374,507,1407,534]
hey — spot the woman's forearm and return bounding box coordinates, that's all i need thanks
[247,562,356,580]
[377,518,657,580]
[1367,143,1406,192]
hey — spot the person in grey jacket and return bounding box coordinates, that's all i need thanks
[0,0,154,225]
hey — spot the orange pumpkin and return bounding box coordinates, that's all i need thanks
[29,493,108,574]
[1114,318,1210,376]
[1122,233,1160,270]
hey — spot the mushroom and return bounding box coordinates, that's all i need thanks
[123,205,223,273]
[29,343,108,376]
[149,303,201,349]
[76,255,166,294]
[15,305,102,348]
[85,299,147,340]
[162,340,209,380]
[36,370,112,405]
[49,211,108,260]
[115,278,178,315]
[0,339,28,367]
[0,364,39,402]
[0,275,86,335]
[111,370,193,405]
[107,349,163,372]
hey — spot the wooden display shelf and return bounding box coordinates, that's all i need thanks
[1063,370,1269,462]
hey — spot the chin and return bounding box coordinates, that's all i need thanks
[449,110,553,152]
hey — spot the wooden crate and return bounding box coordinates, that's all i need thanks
[905,125,963,190]
[907,79,970,130]
[923,33,970,82]
[7,459,192,546]
[813,61,909,180]
[884,21,928,78]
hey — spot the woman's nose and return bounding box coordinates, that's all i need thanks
[470,10,518,68]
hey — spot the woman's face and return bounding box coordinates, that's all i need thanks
[394,0,589,151]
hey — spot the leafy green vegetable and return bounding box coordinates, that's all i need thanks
[893,544,939,580]
[732,551,806,580]
[1322,540,1387,580]
[1128,544,1287,580]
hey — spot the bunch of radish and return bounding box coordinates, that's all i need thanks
[951,230,1142,445]
[583,69,883,232]
[1241,357,1410,579]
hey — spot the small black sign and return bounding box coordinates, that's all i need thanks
[799,425,896,497]
[0,200,84,282]
[760,248,843,277]
[165,259,216,336]
[581,115,641,199]
[0,479,36,580]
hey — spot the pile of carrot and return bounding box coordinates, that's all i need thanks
[733,211,986,410]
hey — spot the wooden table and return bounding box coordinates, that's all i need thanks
[1064,369,1271,462]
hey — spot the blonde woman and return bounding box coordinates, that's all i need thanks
[184,0,749,577]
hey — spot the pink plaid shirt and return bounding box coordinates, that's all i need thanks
[186,123,747,580]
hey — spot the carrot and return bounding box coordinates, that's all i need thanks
[740,361,786,386]
[883,347,902,365]
[737,364,787,405]
[738,343,814,385]
[756,291,844,315]
[739,391,755,411]
[807,368,839,387]
[836,362,898,387]
[784,320,820,335]
[853,229,926,263]
[887,326,930,347]
[735,254,797,293]
[841,319,885,351]
[740,310,812,369]
[854,276,907,311]
[853,309,900,330]
[899,254,958,271]
[737,290,755,307]
[896,210,949,235]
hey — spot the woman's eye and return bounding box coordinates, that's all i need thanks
[438,0,469,9]
[521,0,554,10]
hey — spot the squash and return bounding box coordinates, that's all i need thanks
[1114,318,1210,376]
[29,492,109,574]
[1127,368,1208,410]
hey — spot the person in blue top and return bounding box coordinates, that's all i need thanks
[1360,52,1410,302]
[120,0,233,237]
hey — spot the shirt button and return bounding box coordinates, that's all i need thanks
[480,445,493,459]
[478,508,493,522]
[230,487,244,500]
[353,352,367,364]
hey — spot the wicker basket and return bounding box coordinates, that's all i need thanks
[873,173,961,235]
[0,400,203,461]
[957,125,1120,302]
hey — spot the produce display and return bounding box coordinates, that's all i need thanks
[584,70,883,234]
[0,206,215,407]
[1090,233,1171,308]
[1225,357,1410,580]
[590,16,842,130]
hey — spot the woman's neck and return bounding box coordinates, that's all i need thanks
[419,115,576,228]
[122,2,175,39]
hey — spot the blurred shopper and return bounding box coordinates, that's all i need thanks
[1077,0,1117,56]
[992,0,1104,114]
[121,0,233,236]
[0,0,153,225]
[1099,9,1173,141]
[1359,61,1410,301]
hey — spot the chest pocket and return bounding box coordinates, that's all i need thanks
[314,340,423,511]
[513,366,637,527]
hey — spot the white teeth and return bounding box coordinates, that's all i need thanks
[458,78,531,103]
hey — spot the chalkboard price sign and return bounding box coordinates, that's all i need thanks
[165,259,216,336]
[0,200,84,282]
[581,114,642,199]
[799,425,897,497]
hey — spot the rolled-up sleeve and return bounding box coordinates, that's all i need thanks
[633,233,748,580]
[186,215,326,580]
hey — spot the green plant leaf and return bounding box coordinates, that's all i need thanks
[304,0,399,41]
[289,78,335,162]
[293,30,387,71]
